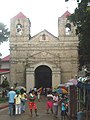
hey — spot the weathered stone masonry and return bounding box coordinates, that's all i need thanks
[10,11,79,92]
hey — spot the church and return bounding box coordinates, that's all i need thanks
[9,11,79,92]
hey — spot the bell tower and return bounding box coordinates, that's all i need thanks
[10,12,31,86]
[58,11,79,82]
[10,12,31,38]
[58,11,77,39]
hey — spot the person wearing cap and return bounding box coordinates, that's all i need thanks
[7,87,16,116]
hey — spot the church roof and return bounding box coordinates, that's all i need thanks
[12,12,27,19]
[31,29,58,40]
[60,11,71,18]
[0,69,10,73]
[2,55,10,61]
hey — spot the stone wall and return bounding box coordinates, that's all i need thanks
[9,12,79,89]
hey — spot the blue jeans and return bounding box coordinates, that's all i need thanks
[21,99,26,112]
[9,103,15,115]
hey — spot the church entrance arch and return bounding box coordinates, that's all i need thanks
[35,65,52,88]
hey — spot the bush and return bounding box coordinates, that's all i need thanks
[0,97,8,103]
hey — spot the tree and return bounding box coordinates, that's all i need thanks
[1,77,10,97]
[2,77,10,89]
[68,0,90,67]
[0,22,9,43]
[0,22,9,58]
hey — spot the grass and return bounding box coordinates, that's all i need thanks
[0,97,8,104]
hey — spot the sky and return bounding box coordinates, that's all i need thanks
[0,0,78,58]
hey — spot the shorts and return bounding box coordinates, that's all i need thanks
[46,101,53,109]
[61,110,66,116]
[28,102,37,110]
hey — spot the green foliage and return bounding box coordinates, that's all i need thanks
[2,78,10,89]
[0,97,8,103]
[68,0,90,66]
[0,22,10,43]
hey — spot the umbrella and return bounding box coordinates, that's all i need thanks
[55,84,67,90]
[65,82,74,87]
[68,79,77,85]
[57,86,67,90]
[54,88,68,94]
[15,86,26,91]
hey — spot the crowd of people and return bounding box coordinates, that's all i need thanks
[7,87,27,116]
[46,89,69,120]
[7,86,69,120]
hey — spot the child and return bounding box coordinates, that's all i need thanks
[14,90,21,115]
[46,91,53,114]
[28,90,38,117]
[61,100,66,120]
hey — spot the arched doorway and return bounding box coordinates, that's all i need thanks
[35,65,52,88]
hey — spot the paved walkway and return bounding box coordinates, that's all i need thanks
[0,102,8,109]
[0,96,69,120]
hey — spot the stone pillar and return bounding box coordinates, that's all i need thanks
[26,68,34,93]
[52,68,61,89]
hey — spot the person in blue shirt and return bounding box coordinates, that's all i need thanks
[7,87,16,116]
[61,100,66,120]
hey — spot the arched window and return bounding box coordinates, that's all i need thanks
[65,23,71,35]
[42,34,46,40]
[16,19,22,35]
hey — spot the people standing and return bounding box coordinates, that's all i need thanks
[7,87,16,116]
[20,89,27,113]
[64,95,69,113]
[64,95,70,119]
[33,86,37,95]
[53,92,59,118]
[14,90,21,115]
[28,90,38,117]
[46,91,53,114]
[61,100,67,120]
[37,87,42,102]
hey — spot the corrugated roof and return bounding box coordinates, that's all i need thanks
[0,69,10,74]
[12,12,27,19]
[60,11,71,18]
[2,55,10,61]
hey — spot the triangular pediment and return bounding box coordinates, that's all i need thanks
[27,51,60,67]
[28,51,59,59]
[30,29,58,43]
[29,51,58,59]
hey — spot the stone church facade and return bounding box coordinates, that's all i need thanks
[10,11,78,92]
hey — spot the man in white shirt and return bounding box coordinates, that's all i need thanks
[53,92,59,118]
